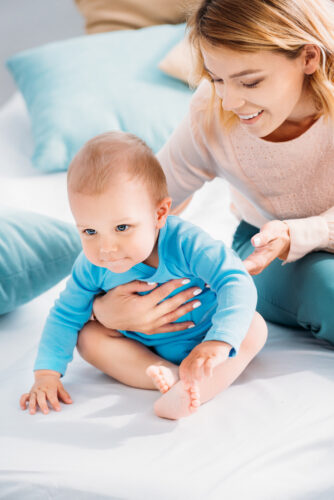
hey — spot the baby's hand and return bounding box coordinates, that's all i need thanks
[179,341,231,387]
[20,370,72,415]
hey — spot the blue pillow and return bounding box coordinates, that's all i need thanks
[0,208,81,315]
[6,24,192,173]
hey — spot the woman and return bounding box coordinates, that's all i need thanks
[91,0,334,391]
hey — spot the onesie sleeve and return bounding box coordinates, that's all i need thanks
[284,205,334,262]
[156,80,216,207]
[34,252,103,376]
[176,221,257,356]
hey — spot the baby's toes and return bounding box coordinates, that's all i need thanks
[146,366,174,394]
[188,385,201,411]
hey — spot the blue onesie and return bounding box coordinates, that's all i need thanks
[34,216,257,375]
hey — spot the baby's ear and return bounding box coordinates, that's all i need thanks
[156,197,172,228]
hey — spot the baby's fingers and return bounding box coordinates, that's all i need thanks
[28,392,37,415]
[37,391,51,414]
[20,393,30,411]
[191,357,206,382]
[203,357,216,378]
[58,385,73,405]
[44,389,62,413]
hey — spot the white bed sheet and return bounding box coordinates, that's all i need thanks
[1,93,334,500]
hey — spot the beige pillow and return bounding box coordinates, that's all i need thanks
[75,0,195,34]
[158,36,196,85]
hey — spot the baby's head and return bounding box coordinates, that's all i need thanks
[67,131,171,272]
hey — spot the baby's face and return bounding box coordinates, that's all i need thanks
[69,177,162,273]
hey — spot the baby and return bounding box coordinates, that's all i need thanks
[20,131,267,420]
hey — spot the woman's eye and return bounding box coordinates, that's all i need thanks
[243,80,261,88]
[116,224,129,232]
[84,229,96,235]
[210,77,224,84]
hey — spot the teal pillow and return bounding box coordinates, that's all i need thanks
[6,24,193,173]
[0,208,81,315]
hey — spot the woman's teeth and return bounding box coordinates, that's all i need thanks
[239,110,263,120]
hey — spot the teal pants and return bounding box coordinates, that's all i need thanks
[232,221,334,344]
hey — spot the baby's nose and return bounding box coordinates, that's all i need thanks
[100,240,118,256]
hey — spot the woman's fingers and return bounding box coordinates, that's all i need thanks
[244,238,283,275]
[156,298,201,326]
[146,278,192,304]
[118,280,158,294]
[154,284,202,313]
[244,250,274,275]
[249,221,290,262]
[151,320,195,334]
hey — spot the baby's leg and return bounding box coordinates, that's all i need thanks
[154,312,267,420]
[77,321,179,390]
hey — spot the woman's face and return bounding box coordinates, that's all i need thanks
[200,43,318,138]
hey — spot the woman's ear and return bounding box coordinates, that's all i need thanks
[156,197,172,228]
[303,44,321,75]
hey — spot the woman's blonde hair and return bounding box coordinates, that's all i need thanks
[187,0,334,129]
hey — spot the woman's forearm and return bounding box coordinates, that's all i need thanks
[284,206,334,262]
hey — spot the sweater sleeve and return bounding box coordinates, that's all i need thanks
[176,221,257,356]
[34,252,103,376]
[156,81,216,207]
[284,205,334,262]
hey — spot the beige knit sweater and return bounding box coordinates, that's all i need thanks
[157,80,334,263]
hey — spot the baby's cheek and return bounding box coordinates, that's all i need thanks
[132,239,154,261]
[82,242,99,266]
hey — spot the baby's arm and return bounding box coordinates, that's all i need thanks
[20,253,102,414]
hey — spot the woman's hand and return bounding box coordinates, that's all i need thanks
[20,370,72,415]
[93,279,203,334]
[243,220,291,275]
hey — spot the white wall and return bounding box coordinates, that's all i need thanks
[0,0,84,105]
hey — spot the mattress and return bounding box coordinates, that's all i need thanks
[1,93,334,499]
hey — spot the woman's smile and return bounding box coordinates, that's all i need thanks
[237,109,264,124]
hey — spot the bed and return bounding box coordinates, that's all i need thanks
[1,34,334,500]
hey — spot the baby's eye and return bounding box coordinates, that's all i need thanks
[84,229,96,235]
[116,224,129,232]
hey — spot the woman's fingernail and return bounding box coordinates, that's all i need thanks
[188,323,195,329]
[253,236,261,247]
[192,301,201,309]
[147,282,157,286]
[182,279,190,285]
[193,288,202,296]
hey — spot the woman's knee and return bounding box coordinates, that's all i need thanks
[298,279,334,344]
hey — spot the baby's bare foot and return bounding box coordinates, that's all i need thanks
[146,365,179,394]
[185,382,201,412]
[153,380,201,420]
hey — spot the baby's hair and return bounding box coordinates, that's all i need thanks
[187,0,334,130]
[67,131,168,203]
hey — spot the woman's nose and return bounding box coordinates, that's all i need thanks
[220,85,245,112]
